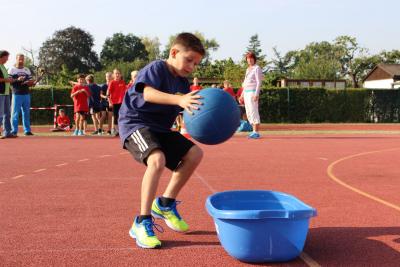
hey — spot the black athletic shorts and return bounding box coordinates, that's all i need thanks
[124,127,195,171]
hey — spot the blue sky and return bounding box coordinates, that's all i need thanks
[2,0,399,68]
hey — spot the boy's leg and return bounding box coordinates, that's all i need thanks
[99,111,105,132]
[140,149,165,215]
[124,131,166,249]
[91,112,98,132]
[151,135,202,232]
[163,145,203,198]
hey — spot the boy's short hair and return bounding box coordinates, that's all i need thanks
[77,74,85,79]
[59,109,65,113]
[86,74,94,83]
[0,50,10,58]
[172,33,205,56]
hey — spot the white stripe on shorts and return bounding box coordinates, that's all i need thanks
[130,130,149,152]
[131,133,145,152]
[134,131,149,150]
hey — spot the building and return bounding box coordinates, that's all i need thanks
[278,78,346,89]
[363,63,400,89]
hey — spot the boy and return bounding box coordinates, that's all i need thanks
[70,74,90,136]
[118,32,205,249]
[100,72,113,135]
[107,68,126,136]
[86,74,103,135]
[53,109,71,131]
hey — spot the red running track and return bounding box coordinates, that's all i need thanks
[0,133,399,266]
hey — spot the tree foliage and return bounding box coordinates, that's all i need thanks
[245,34,267,68]
[141,36,161,61]
[38,26,100,79]
[100,33,148,65]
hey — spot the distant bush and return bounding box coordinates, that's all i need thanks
[29,86,400,124]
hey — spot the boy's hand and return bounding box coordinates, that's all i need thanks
[179,91,203,115]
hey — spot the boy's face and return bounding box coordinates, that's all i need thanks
[170,46,202,77]
[77,77,85,84]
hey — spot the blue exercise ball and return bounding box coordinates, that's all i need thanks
[183,88,240,145]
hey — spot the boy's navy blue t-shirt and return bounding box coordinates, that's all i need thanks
[88,83,102,108]
[118,60,190,147]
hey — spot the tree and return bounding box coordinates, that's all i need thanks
[290,41,341,80]
[334,35,367,87]
[100,33,148,65]
[141,36,161,61]
[38,26,100,79]
[245,34,267,68]
[379,49,400,64]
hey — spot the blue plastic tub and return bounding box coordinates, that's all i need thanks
[206,190,317,263]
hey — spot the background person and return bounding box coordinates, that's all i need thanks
[9,54,37,136]
[86,74,103,134]
[107,68,126,136]
[70,74,90,136]
[126,70,138,89]
[0,50,19,139]
[100,72,113,135]
[239,51,263,139]
[189,77,202,91]
[52,109,71,131]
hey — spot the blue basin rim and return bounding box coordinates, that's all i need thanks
[206,190,317,220]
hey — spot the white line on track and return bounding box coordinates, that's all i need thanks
[317,157,328,160]
[0,181,4,184]
[119,152,129,155]
[56,163,68,167]
[12,174,25,179]
[194,171,217,193]
[0,245,222,254]
[77,158,89,162]
[98,155,111,158]
[33,169,46,173]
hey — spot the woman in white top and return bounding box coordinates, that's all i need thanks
[239,52,263,139]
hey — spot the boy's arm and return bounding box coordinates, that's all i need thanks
[143,86,202,114]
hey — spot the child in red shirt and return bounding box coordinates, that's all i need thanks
[71,74,90,136]
[189,77,202,91]
[126,70,138,89]
[107,68,127,136]
[52,109,71,131]
[223,80,236,98]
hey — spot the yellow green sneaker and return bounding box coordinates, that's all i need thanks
[151,198,189,232]
[129,216,163,249]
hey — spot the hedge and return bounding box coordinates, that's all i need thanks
[29,86,400,124]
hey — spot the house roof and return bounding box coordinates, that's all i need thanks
[363,63,400,82]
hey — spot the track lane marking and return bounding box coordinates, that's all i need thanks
[98,154,111,158]
[367,235,400,252]
[56,163,68,167]
[33,169,46,173]
[300,252,321,267]
[77,158,89,162]
[12,175,25,179]
[0,244,222,254]
[327,147,400,212]
[194,171,320,267]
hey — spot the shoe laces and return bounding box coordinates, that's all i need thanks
[168,200,183,220]
[142,217,164,236]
